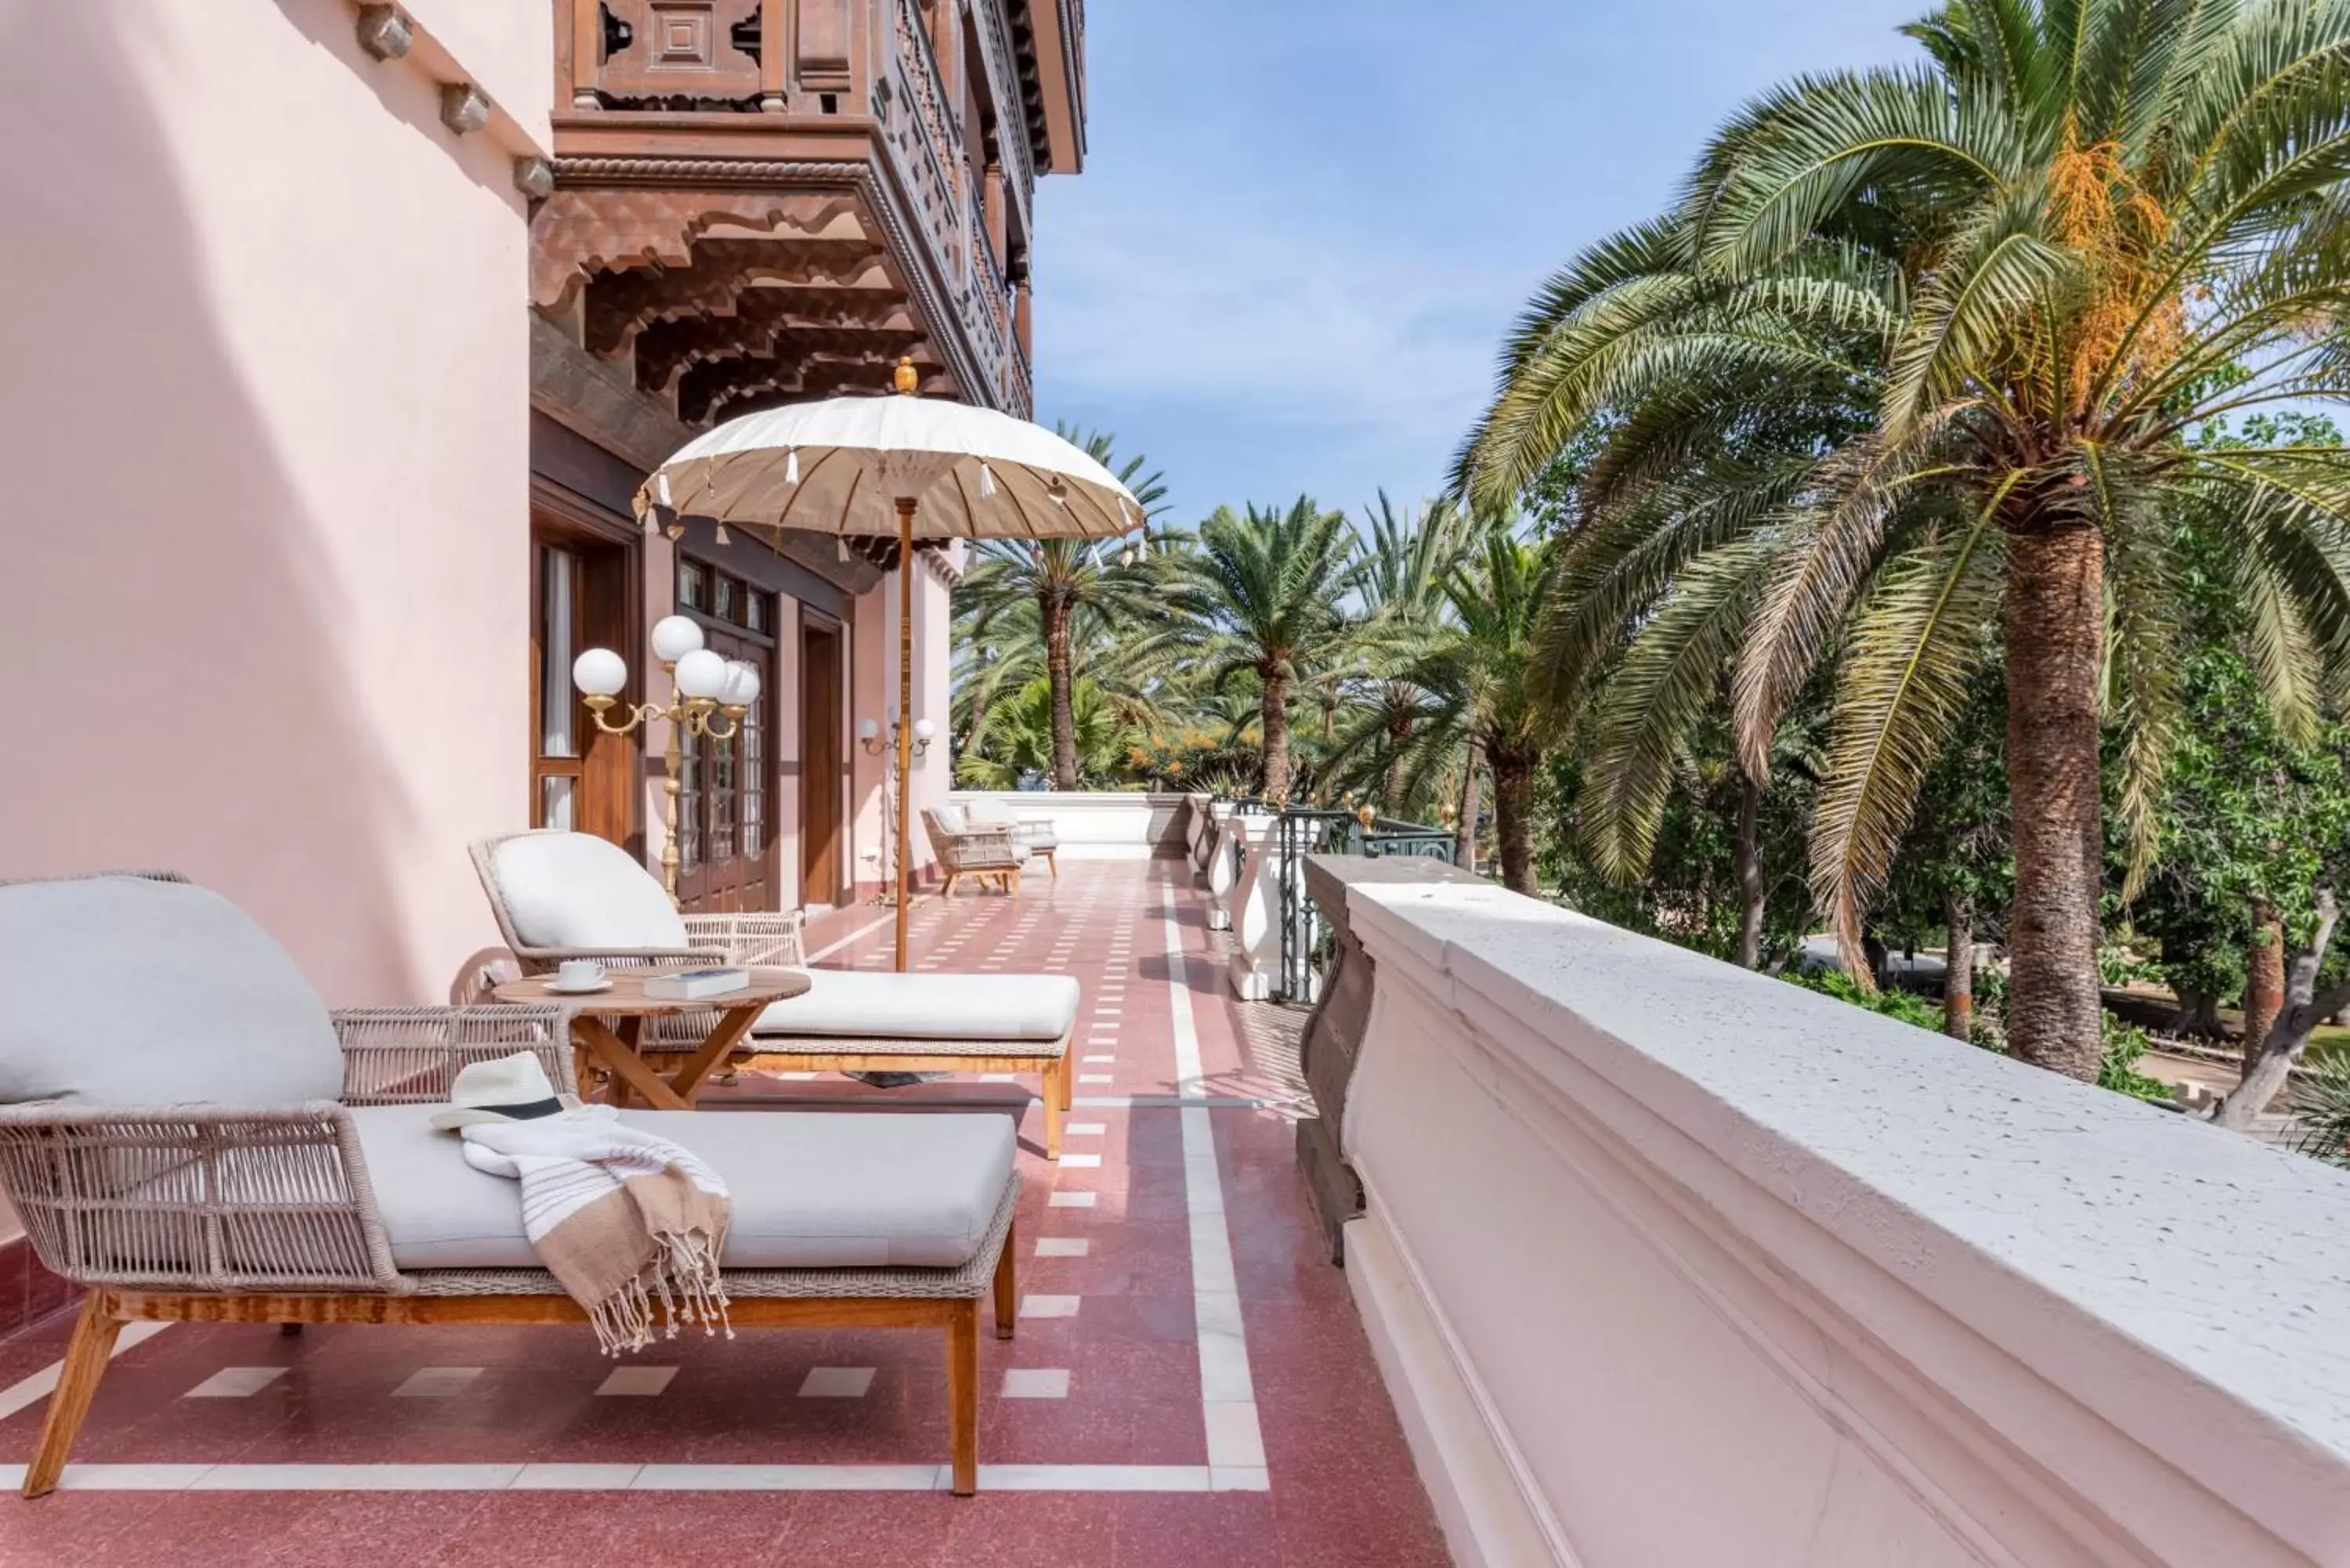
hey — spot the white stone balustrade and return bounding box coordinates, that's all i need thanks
[1184,793,1213,874]
[1203,807,1242,930]
[1225,812,1284,1000]
[1328,872,2350,1568]
[946,790,1189,860]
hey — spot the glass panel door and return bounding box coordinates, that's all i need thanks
[530,544,585,827]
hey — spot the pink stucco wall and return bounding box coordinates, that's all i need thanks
[848,556,953,895]
[0,0,544,1007]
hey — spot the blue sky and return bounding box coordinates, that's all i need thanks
[1031,0,1925,525]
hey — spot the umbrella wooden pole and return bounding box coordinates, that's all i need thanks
[895,495,915,973]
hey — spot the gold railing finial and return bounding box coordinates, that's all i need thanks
[893,355,920,394]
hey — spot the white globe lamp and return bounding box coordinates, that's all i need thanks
[674,648,728,701]
[650,615,706,664]
[570,647,627,699]
[720,660,762,709]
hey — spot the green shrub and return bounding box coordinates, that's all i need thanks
[1783,968,1944,1032]
[2290,1057,2350,1169]
[2098,1017,2171,1101]
[2096,941,2162,988]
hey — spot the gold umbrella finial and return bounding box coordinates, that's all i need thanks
[892,356,920,395]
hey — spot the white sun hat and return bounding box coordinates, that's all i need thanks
[430,1051,584,1132]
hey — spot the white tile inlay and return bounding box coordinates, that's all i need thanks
[392,1367,482,1399]
[1078,1074,1113,1084]
[1065,1122,1107,1135]
[185,1367,287,1399]
[1035,1237,1090,1257]
[1048,1191,1097,1208]
[1059,1153,1103,1168]
[1162,897,1269,1475]
[0,1323,172,1423]
[1083,1053,1117,1063]
[1000,1368,1072,1399]
[1019,1295,1081,1320]
[595,1366,678,1396]
[0,1461,1264,1494]
[797,1366,876,1398]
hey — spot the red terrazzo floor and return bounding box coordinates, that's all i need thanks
[0,859,1450,1567]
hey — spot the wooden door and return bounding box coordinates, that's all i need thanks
[530,524,640,852]
[800,619,845,905]
[675,558,778,913]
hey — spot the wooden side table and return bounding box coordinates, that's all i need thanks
[492,966,812,1111]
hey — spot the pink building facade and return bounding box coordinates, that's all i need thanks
[0,0,1080,1013]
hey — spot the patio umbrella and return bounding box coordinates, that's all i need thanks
[634,359,1142,971]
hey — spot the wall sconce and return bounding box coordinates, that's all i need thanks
[860,716,934,757]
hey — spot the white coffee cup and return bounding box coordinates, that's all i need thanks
[556,959,605,990]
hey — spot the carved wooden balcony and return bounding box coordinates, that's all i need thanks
[533,0,1079,428]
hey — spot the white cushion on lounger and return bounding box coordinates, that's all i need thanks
[754,969,1078,1042]
[930,805,968,836]
[0,876,342,1107]
[490,832,689,951]
[962,799,1014,827]
[350,1106,1015,1270]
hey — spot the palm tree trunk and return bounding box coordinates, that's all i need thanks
[1492,749,1536,897]
[1455,744,1480,873]
[1943,892,1974,1042]
[2003,518,2106,1081]
[2243,896,2285,1080]
[1260,674,1292,800]
[1044,600,1078,791]
[1734,776,1764,970]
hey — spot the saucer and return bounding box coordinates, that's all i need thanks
[546,977,613,995]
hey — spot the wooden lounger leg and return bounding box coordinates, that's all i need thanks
[26,1292,123,1498]
[1059,1047,1074,1111]
[1041,1057,1064,1159]
[947,1300,980,1495]
[1044,850,1058,880]
[940,870,960,899]
[993,1213,1017,1341]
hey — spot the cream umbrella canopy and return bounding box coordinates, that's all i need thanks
[634,359,1144,970]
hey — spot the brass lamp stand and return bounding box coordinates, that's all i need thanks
[571,615,761,907]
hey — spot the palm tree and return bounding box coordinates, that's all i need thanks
[958,458,1167,789]
[1151,497,1364,801]
[1392,518,1550,894]
[955,674,1135,789]
[1459,0,2350,1079]
[1354,493,1472,803]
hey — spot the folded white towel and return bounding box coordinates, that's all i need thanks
[461,1105,733,1354]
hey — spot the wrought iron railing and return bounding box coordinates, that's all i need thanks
[1205,797,1455,1004]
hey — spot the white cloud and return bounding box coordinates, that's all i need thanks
[1032,184,1524,511]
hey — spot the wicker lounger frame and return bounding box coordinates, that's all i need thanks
[0,1005,1020,1499]
[468,833,1076,1156]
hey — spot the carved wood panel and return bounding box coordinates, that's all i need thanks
[594,0,763,104]
[794,0,855,91]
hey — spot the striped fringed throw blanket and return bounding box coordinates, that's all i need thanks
[459,1106,735,1354]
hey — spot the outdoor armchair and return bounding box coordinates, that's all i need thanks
[919,806,1027,896]
[960,798,1059,880]
[470,832,1079,1155]
[0,871,1018,1498]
